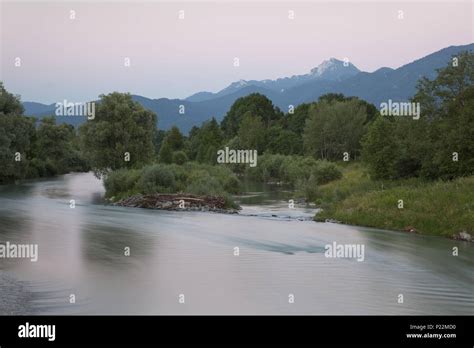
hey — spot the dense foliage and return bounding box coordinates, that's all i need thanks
[104,162,241,201]
[0,83,88,183]
[363,51,474,180]
[79,93,157,177]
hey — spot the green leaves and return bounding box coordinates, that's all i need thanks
[221,93,282,139]
[79,93,157,177]
[363,51,474,180]
[303,99,369,160]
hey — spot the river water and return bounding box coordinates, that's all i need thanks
[0,172,472,315]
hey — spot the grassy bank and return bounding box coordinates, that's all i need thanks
[313,163,474,238]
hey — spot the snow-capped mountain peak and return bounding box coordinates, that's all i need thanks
[310,58,360,80]
[187,58,361,101]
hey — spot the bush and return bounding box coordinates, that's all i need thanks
[104,168,142,198]
[311,161,342,185]
[103,162,241,202]
[223,175,241,194]
[138,164,176,194]
[166,164,189,191]
[245,154,321,186]
[172,151,188,165]
[206,164,241,193]
[44,159,59,177]
[300,178,320,202]
[27,158,46,178]
[185,170,224,196]
[280,156,318,185]
[295,161,343,202]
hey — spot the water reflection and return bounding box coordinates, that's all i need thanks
[80,222,154,268]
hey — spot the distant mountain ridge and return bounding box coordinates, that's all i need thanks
[23,43,473,133]
[185,57,360,102]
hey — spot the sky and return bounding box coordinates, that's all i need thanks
[1,1,473,104]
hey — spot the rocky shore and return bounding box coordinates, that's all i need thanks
[113,193,240,214]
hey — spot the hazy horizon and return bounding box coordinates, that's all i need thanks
[1,1,473,104]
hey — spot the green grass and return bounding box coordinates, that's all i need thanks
[314,163,474,237]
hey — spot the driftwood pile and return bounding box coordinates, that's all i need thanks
[114,193,239,214]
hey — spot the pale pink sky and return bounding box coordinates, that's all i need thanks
[1,1,472,103]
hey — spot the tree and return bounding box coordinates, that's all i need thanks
[221,93,282,138]
[413,51,474,120]
[362,51,474,180]
[361,116,400,179]
[237,112,266,153]
[165,126,184,151]
[0,113,35,182]
[421,85,474,179]
[79,92,157,177]
[190,118,224,164]
[0,83,35,182]
[286,103,311,135]
[154,129,167,154]
[265,126,302,155]
[34,117,78,174]
[303,99,368,160]
[0,82,24,115]
[414,51,474,179]
[318,93,347,104]
[172,150,188,165]
[318,93,378,124]
[158,138,173,164]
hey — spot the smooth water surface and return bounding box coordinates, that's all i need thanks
[0,173,472,314]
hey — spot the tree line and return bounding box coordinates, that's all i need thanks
[0,51,472,185]
[0,83,88,184]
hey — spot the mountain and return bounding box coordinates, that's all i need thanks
[22,101,87,127]
[309,58,360,80]
[185,58,360,102]
[23,43,473,133]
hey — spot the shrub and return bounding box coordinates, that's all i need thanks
[311,161,342,185]
[300,177,320,202]
[104,168,142,198]
[27,158,46,178]
[158,139,173,164]
[223,175,241,194]
[44,159,59,177]
[103,161,241,201]
[185,170,224,196]
[245,154,322,186]
[206,164,241,192]
[138,164,176,194]
[172,151,188,165]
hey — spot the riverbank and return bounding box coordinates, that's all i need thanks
[313,163,474,241]
[113,193,240,214]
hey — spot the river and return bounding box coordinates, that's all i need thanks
[0,172,472,315]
